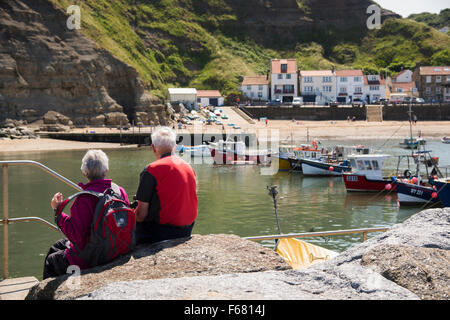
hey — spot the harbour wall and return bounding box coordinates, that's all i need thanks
[242,104,450,121]
[42,132,258,147]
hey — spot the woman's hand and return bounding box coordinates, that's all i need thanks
[51,192,63,210]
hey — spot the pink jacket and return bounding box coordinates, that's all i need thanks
[56,179,129,269]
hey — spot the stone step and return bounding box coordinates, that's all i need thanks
[0,277,39,300]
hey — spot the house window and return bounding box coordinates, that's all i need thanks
[339,87,347,93]
[355,87,362,93]
[426,87,431,94]
[323,76,332,83]
[283,85,294,94]
[436,76,441,83]
[286,74,291,79]
[258,92,263,98]
[304,76,313,83]
[447,76,450,83]
[436,87,441,94]
[397,88,403,93]
[304,86,313,93]
[278,74,283,80]
[426,76,431,83]
[281,64,288,73]
[370,86,379,91]
[322,86,332,92]
[354,76,362,82]
[340,77,348,82]
[247,85,252,90]
[258,85,263,90]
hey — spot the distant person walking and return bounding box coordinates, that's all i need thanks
[265,118,268,126]
[413,114,417,125]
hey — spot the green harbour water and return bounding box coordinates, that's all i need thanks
[1,139,449,280]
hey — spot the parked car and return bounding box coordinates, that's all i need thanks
[267,99,281,106]
[352,99,366,107]
[376,98,389,106]
[329,99,339,107]
[413,97,425,104]
[292,97,303,107]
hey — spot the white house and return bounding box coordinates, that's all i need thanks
[392,69,413,83]
[270,59,298,103]
[299,70,336,104]
[335,70,364,104]
[363,75,387,103]
[196,90,224,107]
[240,76,270,101]
[168,88,197,110]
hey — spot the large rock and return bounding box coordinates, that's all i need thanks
[25,234,290,300]
[361,244,450,300]
[0,0,167,126]
[80,208,448,300]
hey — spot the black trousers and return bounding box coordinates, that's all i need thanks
[43,239,71,280]
[136,222,195,245]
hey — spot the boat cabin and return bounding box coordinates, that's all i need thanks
[347,154,390,180]
[217,140,246,155]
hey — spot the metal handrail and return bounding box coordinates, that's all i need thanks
[1,160,81,279]
[245,227,389,242]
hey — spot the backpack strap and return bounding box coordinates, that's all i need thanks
[54,190,102,228]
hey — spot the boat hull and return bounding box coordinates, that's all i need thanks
[434,180,450,207]
[275,156,293,171]
[301,159,351,176]
[287,158,303,172]
[343,174,396,192]
[395,181,440,206]
[210,148,271,165]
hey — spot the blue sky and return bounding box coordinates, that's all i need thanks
[375,0,449,17]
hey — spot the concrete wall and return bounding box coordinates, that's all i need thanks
[242,106,366,121]
[242,104,450,121]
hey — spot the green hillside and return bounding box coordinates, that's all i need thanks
[52,0,450,99]
[408,9,449,30]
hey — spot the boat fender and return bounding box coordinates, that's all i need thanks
[404,169,412,179]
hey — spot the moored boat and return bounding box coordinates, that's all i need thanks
[399,137,426,149]
[301,158,351,176]
[343,154,395,192]
[433,178,450,207]
[395,179,440,206]
[208,140,273,165]
[442,137,450,144]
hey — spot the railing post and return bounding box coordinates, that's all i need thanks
[2,164,8,279]
[363,232,367,242]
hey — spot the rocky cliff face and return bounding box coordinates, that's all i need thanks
[0,0,167,126]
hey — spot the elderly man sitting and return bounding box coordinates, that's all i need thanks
[44,149,129,279]
[134,126,198,244]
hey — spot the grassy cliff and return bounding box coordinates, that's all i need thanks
[51,0,450,98]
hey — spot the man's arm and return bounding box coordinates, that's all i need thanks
[135,201,149,222]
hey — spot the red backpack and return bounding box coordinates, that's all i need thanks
[55,183,136,268]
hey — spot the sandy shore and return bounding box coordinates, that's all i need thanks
[1,119,449,154]
[0,138,138,155]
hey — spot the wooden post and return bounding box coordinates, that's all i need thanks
[2,164,8,279]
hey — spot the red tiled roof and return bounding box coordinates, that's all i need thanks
[335,69,363,77]
[241,76,269,86]
[271,59,297,74]
[419,66,450,76]
[392,81,416,91]
[197,90,222,98]
[364,76,386,86]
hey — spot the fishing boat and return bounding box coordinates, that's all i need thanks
[285,141,323,172]
[442,137,450,144]
[275,144,296,170]
[399,103,426,149]
[208,139,273,165]
[393,150,443,206]
[301,158,352,176]
[399,137,426,149]
[177,144,211,158]
[433,178,450,207]
[300,145,369,176]
[343,154,395,192]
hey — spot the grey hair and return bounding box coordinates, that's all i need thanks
[151,126,176,153]
[80,149,109,181]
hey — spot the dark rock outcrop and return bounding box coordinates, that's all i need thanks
[0,0,168,126]
[25,234,290,300]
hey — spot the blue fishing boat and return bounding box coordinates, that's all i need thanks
[395,180,441,206]
[433,179,450,207]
